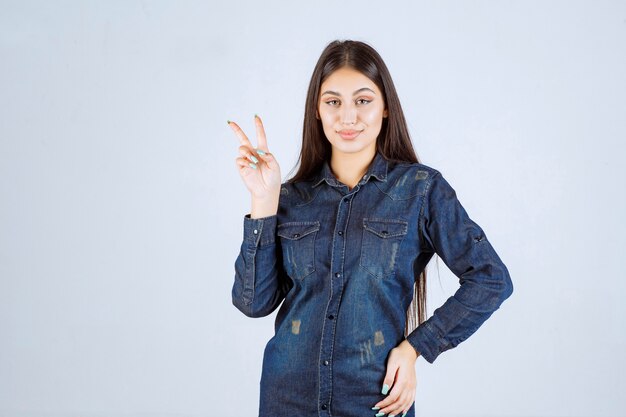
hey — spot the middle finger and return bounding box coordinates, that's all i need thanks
[374,386,406,411]
[378,392,408,417]
[228,120,254,148]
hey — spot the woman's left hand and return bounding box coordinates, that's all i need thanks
[371,340,419,417]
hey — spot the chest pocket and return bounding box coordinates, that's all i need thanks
[277,221,320,280]
[359,218,408,279]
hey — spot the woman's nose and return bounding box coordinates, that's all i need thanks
[340,105,357,125]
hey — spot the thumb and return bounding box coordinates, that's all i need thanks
[256,149,278,169]
[381,362,399,395]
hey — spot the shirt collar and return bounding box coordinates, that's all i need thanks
[312,151,389,188]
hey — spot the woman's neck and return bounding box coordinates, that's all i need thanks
[329,149,376,190]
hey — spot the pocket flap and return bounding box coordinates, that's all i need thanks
[277,221,321,240]
[363,218,408,238]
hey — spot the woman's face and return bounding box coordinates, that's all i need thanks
[317,67,388,158]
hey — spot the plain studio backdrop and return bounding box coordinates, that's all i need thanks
[1,1,624,416]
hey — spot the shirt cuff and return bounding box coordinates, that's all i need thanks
[406,321,441,364]
[243,213,277,248]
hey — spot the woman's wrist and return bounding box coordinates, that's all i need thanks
[251,195,279,219]
[400,339,420,362]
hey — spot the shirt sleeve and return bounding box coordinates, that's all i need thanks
[405,171,514,363]
[231,213,293,318]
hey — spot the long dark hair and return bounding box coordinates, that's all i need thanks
[285,39,431,339]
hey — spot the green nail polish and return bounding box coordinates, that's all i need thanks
[256,149,266,155]
[254,113,259,119]
[375,412,386,417]
[402,412,407,417]
[249,155,259,163]
[371,406,380,410]
[248,162,257,170]
[227,120,231,125]
[381,383,390,395]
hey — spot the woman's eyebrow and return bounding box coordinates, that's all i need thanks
[321,87,376,96]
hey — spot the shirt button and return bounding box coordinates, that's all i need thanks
[324,360,329,366]
[253,229,258,234]
[335,272,341,277]
[328,314,334,320]
[337,231,343,236]
[321,404,327,410]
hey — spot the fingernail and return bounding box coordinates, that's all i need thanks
[249,155,259,163]
[248,162,257,170]
[227,120,231,125]
[371,406,380,410]
[402,412,407,417]
[381,383,390,395]
[389,414,396,417]
[254,113,259,119]
[375,412,386,417]
[255,148,266,155]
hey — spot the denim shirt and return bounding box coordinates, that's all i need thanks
[232,151,513,417]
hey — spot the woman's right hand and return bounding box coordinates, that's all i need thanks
[229,115,282,201]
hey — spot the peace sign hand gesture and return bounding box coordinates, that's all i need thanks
[229,115,282,215]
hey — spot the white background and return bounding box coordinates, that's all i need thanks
[1,1,624,416]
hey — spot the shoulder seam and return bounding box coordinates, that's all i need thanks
[418,170,441,250]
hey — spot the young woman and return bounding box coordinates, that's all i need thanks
[228,39,513,417]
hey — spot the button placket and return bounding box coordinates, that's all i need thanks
[318,193,354,416]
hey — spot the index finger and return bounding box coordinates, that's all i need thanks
[254,114,269,151]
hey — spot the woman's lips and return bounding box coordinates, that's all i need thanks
[338,130,362,139]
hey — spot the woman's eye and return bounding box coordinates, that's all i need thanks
[325,99,371,106]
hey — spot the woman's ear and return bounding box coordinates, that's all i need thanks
[383,109,388,118]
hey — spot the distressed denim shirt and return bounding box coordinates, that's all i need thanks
[231,151,513,417]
